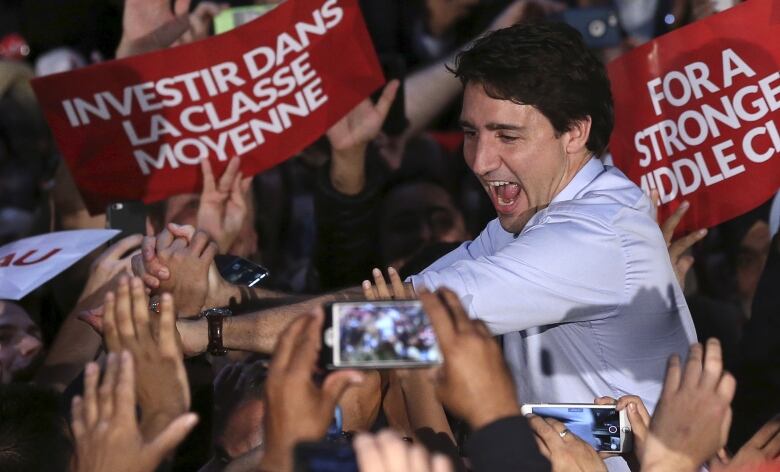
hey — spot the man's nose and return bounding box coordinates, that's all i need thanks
[17,334,42,358]
[471,137,501,176]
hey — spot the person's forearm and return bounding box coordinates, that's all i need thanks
[330,146,368,196]
[188,287,363,354]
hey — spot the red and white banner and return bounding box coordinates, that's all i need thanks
[31,0,384,214]
[0,230,118,300]
[608,0,780,233]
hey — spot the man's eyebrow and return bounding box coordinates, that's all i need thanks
[458,119,474,128]
[485,123,525,131]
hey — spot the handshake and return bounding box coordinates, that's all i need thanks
[130,223,237,317]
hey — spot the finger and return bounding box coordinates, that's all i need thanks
[132,253,160,288]
[218,157,241,194]
[387,267,408,299]
[680,343,704,389]
[747,415,780,450]
[130,277,153,346]
[650,189,660,215]
[362,280,378,300]
[616,396,650,427]
[762,418,780,457]
[668,229,707,260]
[147,413,199,463]
[115,351,137,422]
[544,417,570,441]
[408,442,432,472]
[526,414,558,442]
[98,352,119,422]
[533,433,552,458]
[473,320,492,337]
[700,338,723,389]
[626,401,649,440]
[167,223,197,242]
[115,278,140,350]
[372,268,392,299]
[661,201,690,244]
[143,235,170,280]
[716,371,737,403]
[103,292,121,353]
[374,430,412,472]
[438,288,472,334]
[71,396,86,438]
[158,293,180,356]
[104,234,144,260]
[200,241,218,264]
[189,230,212,256]
[674,255,695,285]
[431,454,453,472]
[200,157,216,193]
[353,434,385,472]
[287,311,324,376]
[240,175,252,193]
[157,229,175,252]
[321,370,365,416]
[595,396,616,405]
[270,315,312,374]
[173,0,191,16]
[374,79,400,121]
[83,362,100,428]
[78,308,105,334]
[661,354,682,395]
[419,291,456,352]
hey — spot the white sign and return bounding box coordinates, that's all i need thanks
[0,229,119,300]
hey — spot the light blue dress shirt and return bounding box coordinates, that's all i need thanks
[409,158,698,413]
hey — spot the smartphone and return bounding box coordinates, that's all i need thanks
[213,4,281,34]
[106,201,146,244]
[214,254,269,287]
[321,300,442,370]
[550,7,622,50]
[520,403,632,453]
[293,441,358,472]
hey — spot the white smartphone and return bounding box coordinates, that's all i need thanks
[520,403,632,453]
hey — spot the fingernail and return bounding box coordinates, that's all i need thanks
[372,268,381,276]
[362,280,371,288]
[184,413,199,427]
[388,267,396,274]
[628,403,636,411]
[698,229,708,236]
[159,268,170,278]
[680,201,690,209]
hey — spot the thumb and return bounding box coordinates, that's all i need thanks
[626,402,648,439]
[146,413,199,461]
[78,307,105,333]
[167,223,196,242]
[321,370,364,411]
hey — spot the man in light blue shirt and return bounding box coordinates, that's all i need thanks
[408,23,697,415]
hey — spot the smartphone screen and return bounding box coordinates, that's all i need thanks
[529,406,623,452]
[325,300,441,369]
[214,255,269,287]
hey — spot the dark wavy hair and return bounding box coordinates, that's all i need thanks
[451,21,614,156]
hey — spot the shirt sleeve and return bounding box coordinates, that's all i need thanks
[409,213,626,334]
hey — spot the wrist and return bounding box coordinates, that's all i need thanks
[330,147,367,196]
[641,438,699,472]
[177,317,209,357]
[205,267,240,308]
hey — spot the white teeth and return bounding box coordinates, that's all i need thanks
[497,197,516,205]
[487,181,516,187]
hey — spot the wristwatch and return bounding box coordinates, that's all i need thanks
[203,307,231,356]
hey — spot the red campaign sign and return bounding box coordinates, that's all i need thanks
[607,0,780,233]
[31,0,384,214]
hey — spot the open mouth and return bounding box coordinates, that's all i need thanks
[487,180,523,214]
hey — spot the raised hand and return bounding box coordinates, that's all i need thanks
[102,277,190,439]
[197,157,252,253]
[642,338,736,472]
[526,415,607,472]
[420,288,519,430]
[70,352,198,472]
[354,429,454,472]
[709,416,780,471]
[259,310,364,471]
[115,0,192,58]
[650,191,708,291]
[362,267,415,300]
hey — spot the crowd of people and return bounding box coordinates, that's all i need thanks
[1,0,779,471]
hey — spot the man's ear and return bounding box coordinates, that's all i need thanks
[564,117,592,155]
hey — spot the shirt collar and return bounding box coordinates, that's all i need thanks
[550,157,605,204]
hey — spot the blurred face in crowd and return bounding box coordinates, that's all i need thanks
[0,301,43,383]
[379,182,467,268]
[460,82,592,233]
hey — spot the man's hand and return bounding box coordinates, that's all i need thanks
[115,0,192,58]
[80,235,143,303]
[259,310,364,471]
[102,277,191,439]
[594,395,651,468]
[527,415,607,472]
[420,288,519,430]
[650,192,708,291]
[709,416,780,471]
[363,267,415,300]
[353,429,454,472]
[325,81,399,195]
[132,226,219,316]
[71,352,198,472]
[197,157,252,253]
[642,338,736,471]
